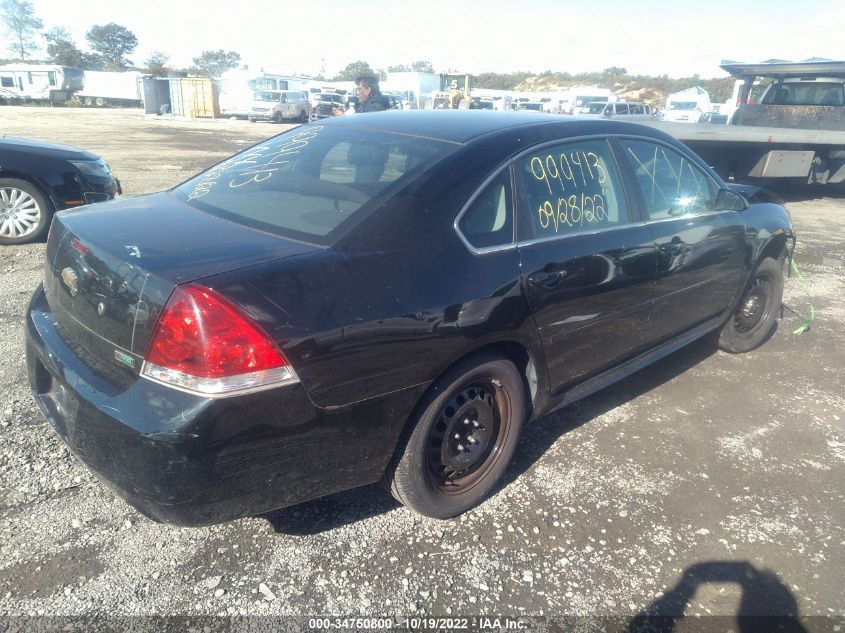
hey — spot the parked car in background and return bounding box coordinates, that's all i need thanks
[0,135,120,245]
[248,90,309,123]
[310,93,345,120]
[699,112,729,124]
[382,92,403,109]
[26,112,793,526]
[581,101,654,120]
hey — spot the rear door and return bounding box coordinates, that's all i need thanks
[617,138,746,339]
[516,138,658,396]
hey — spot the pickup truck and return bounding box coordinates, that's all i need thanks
[646,59,845,185]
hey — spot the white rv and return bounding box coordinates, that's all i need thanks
[0,64,83,102]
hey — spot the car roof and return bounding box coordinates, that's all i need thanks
[320,110,660,143]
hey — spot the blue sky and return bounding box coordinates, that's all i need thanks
[28,0,844,78]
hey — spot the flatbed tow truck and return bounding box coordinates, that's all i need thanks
[643,59,845,186]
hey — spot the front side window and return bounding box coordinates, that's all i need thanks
[670,101,698,111]
[519,139,630,240]
[458,170,513,250]
[255,91,280,102]
[621,140,717,220]
[174,126,455,244]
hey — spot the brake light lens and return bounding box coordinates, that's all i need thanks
[141,284,297,396]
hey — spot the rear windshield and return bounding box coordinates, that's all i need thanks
[669,102,698,110]
[761,81,844,106]
[173,125,456,245]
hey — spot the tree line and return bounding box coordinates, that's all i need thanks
[0,0,734,101]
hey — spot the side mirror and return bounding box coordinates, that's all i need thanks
[715,188,748,211]
[603,107,613,118]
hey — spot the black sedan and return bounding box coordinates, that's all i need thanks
[0,135,120,245]
[25,112,794,525]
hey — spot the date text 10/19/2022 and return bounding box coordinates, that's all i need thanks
[307,616,529,630]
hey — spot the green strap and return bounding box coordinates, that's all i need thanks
[790,258,815,335]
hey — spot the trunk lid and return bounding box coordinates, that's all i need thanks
[44,192,316,378]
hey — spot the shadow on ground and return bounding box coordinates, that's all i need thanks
[628,560,807,633]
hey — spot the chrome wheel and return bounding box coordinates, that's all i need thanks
[0,186,42,240]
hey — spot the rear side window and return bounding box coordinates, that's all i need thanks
[174,126,455,244]
[620,140,717,219]
[458,170,513,250]
[518,139,630,240]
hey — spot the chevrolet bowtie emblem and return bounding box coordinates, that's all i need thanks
[60,267,79,297]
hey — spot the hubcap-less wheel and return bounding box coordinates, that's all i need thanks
[718,256,784,354]
[385,354,525,518]
[0,187,41,240]
[426,382,508,493]
[735,278,769,333]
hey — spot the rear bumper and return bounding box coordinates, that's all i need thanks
[26,284,414,526]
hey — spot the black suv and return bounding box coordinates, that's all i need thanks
[0,135,120,245]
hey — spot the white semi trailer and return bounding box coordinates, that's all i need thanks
[76,71,144,107]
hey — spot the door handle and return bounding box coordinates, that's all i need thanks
[528,269,568,287]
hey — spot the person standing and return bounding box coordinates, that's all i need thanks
[334,75,390,115]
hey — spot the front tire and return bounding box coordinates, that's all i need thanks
[0,178,53,245]
[385,353,525,518]
[719,257,784,353]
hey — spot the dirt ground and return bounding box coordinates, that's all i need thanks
[0,107,843,629]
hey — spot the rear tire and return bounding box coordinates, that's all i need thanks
[384,353,525,518]
[0,178,53,245]
[718,257,784,353]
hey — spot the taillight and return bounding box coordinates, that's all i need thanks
[141,284,297,397]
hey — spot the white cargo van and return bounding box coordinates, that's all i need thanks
[247,90,310,123]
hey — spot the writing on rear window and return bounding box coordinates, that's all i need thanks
[188,126,324,200]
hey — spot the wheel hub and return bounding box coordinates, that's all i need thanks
[440,399,494,471]
[741,295,760,318]
[735,280,769,333]
[427,384,501,486]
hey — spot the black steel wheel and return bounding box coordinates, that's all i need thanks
[385,353,525,518]
[719,256,784,353]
